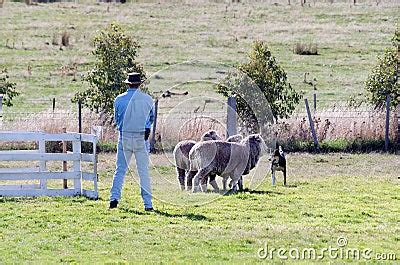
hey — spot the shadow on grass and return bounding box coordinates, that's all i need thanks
[119,208,209,221]
[154,210,209,221]
[119,207,148,216]
[222,188,283,196]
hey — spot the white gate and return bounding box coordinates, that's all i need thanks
[0,131,98,199]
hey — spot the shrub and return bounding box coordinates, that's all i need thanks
[365,27,399,109]
[216,40,302,132]
[72,23,146,121]
[294,42,318,55]
[0,72,19,107]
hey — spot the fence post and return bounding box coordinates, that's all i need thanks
[227,96,237,137]
[313,85,317,113]
[52,98,56,113]
[62,127,68,189]
[0,95,3,116]
[78,99,82,133]
[38,139,47,189]
[384,95,390,152]
[305,98,319,151]
[0,95,3,126]
[150,98,159,153]
[72,140,82,196]
[397,104,400,150]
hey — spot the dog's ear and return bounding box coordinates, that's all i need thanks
[254,134,263,142]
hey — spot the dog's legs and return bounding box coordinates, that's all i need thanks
[283,166,287,186]
[177,167,186,191]
[271,168,276,186]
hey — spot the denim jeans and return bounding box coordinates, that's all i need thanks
[145,140,150,153]
[110,133,152,208]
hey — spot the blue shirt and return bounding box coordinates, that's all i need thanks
[114,88,154,132]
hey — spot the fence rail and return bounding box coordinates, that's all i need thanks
[0,131,98,199]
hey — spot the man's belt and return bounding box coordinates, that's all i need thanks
[120,131,145,135]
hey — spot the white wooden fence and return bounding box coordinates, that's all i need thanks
[0,131,98,199]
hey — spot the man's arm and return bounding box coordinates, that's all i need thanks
[147,107,154,126]
[144,101,154,141]
[113,99,119,125]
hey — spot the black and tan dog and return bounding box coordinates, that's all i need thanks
[270,145,287,186]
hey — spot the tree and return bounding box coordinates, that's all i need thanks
[73,23,146,120]
[215,41,302,133]
[0,72,19,107]
[365,28,399,109]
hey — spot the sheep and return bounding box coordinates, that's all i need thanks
[189,134,268,193]
[172,130,221,191]
[217,133,244,191]
[206,133,243,191]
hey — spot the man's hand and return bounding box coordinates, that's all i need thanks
[144,128,151,141]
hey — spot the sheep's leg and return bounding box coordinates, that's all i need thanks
[208,173,219,192]
[232,183,238,193]
[271,168,276,186]
[200,174,209,192]
[177,167,186,191]
[186,171,197,191]
[222,176,228,191]
[230,173,240,194]
[237,176,244,191]
[193,169,210,193]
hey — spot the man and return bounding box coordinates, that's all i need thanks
[109,72,154,211]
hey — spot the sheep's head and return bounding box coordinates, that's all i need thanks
[226,134,243,143]
[245,134,268,156]
[201,130,222,141]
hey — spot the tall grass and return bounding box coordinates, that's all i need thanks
[156,115,226,151]
[0,105,397,152]
[276,105,397,143]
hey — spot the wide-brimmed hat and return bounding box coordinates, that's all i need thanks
[124,72,142,85]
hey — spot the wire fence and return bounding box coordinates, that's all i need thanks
[0,97,399,151]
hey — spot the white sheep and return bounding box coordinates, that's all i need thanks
[189,134,268,193]
[172,130,221,191]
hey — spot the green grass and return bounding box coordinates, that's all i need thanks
[0,152,399,263]
[0,3,399,262]
[0,1,399,113]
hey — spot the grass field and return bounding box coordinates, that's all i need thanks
[0,152,399,263]
[1,2,399,263]
[1,1,399,112]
